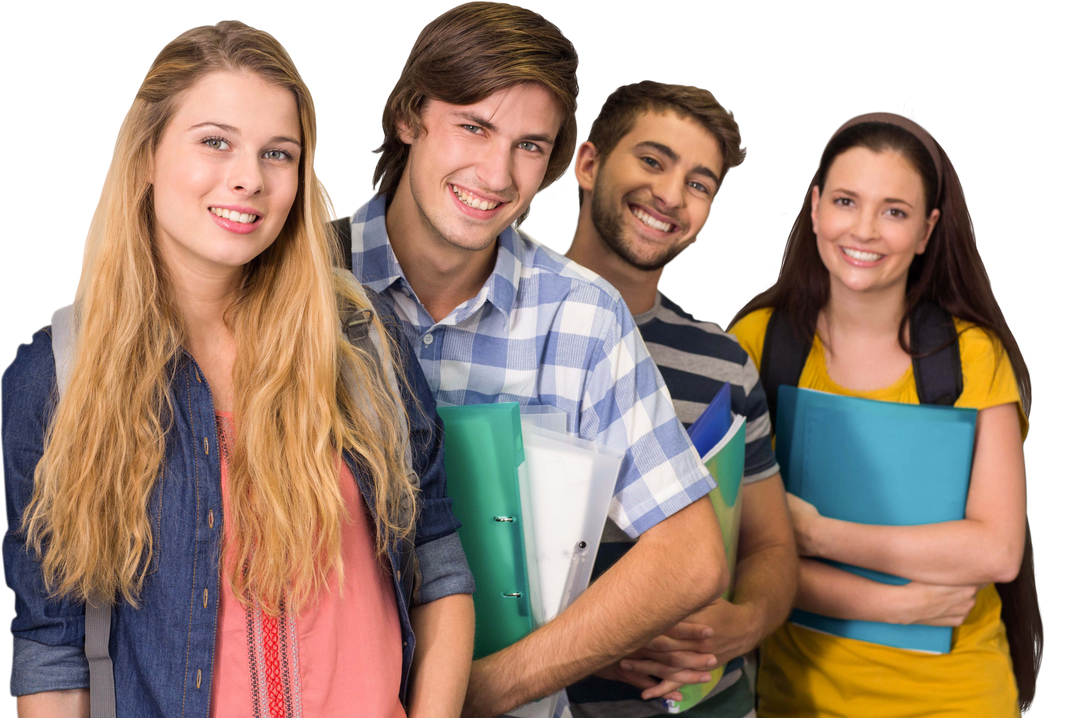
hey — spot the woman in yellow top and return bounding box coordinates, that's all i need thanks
[729,113,1042,717]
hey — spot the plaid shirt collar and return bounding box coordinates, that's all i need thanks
[352,194,524,324]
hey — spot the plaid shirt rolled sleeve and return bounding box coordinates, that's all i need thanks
[578,291,716,537]
[350,195,715,538]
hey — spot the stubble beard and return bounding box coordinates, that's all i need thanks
[590,171,689,273]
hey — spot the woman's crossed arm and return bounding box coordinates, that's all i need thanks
[788,403,1026,587]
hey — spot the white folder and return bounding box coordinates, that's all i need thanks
[519,404,570,434]
[507,420,623,718]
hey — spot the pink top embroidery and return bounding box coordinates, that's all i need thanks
[210,413,406,718]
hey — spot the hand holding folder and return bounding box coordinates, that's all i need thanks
[665,412,746,714]
[438,403,624,718]
[662,382,747,714]
[774,386,977,654]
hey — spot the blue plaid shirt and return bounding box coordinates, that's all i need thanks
[349,195,715,540]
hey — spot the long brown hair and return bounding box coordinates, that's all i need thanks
[730,114,1032,423]
[374,1,579,207]
[24,21,418,614]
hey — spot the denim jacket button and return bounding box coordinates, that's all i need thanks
[196,669,202,689]
[208,510,214,528]
[203,588,208,608]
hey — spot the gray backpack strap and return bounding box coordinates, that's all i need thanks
[50,305,117,718]
[50,305,77,397]
[84,603,117,718]
[336,270,419,604]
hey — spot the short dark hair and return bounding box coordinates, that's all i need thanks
[374,2,578,201]
[580,80,745,204]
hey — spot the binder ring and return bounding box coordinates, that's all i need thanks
[493,516,515,522]
[502,592,522,598]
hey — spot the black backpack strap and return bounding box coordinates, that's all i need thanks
[907,300,1041,708]
[760,309,813,430]
[910,301,964,406]
[331,217,353,272]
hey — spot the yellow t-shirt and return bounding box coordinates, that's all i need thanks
[731,308,1025,718]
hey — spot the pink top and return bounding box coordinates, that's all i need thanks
[210,414,406,718]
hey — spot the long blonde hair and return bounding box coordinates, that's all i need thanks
[24,21,418,612]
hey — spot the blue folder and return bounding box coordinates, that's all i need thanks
[687,383,732,457]
[774,386,978,653]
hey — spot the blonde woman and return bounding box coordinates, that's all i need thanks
[2,21,474,718]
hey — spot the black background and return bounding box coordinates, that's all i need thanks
[2,4,1062,712]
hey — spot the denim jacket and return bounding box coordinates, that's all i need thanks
[2,307,474,715]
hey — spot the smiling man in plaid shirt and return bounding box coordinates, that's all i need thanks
[346,5,728,717]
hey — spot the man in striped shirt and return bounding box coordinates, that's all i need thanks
[564,82,798,717]
[349,7,730,718]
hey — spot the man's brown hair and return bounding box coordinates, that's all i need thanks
[374,2,579,200]
[581,81,746,204]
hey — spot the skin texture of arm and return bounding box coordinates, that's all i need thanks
[789,404,1026,586]
[616,474,800,700]
[17,689,89,718]
[461,496,728,718]
[716,475,799,645]
[795,558,980,627]
[407,593,475,718]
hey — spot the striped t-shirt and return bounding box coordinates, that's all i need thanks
[567,293,778,718]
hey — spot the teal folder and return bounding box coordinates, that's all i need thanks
[775,386,977,654]
[437,403,541,659]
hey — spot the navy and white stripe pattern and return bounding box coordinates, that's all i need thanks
[636,293,779,484]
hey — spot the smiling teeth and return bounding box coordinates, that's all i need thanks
[210,207,258,224]
[452,185,500,211]
[842,247,884,262]
[632,207,673,232]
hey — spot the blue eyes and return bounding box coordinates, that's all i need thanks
[201,137,293,161]
[834,197,909,219]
